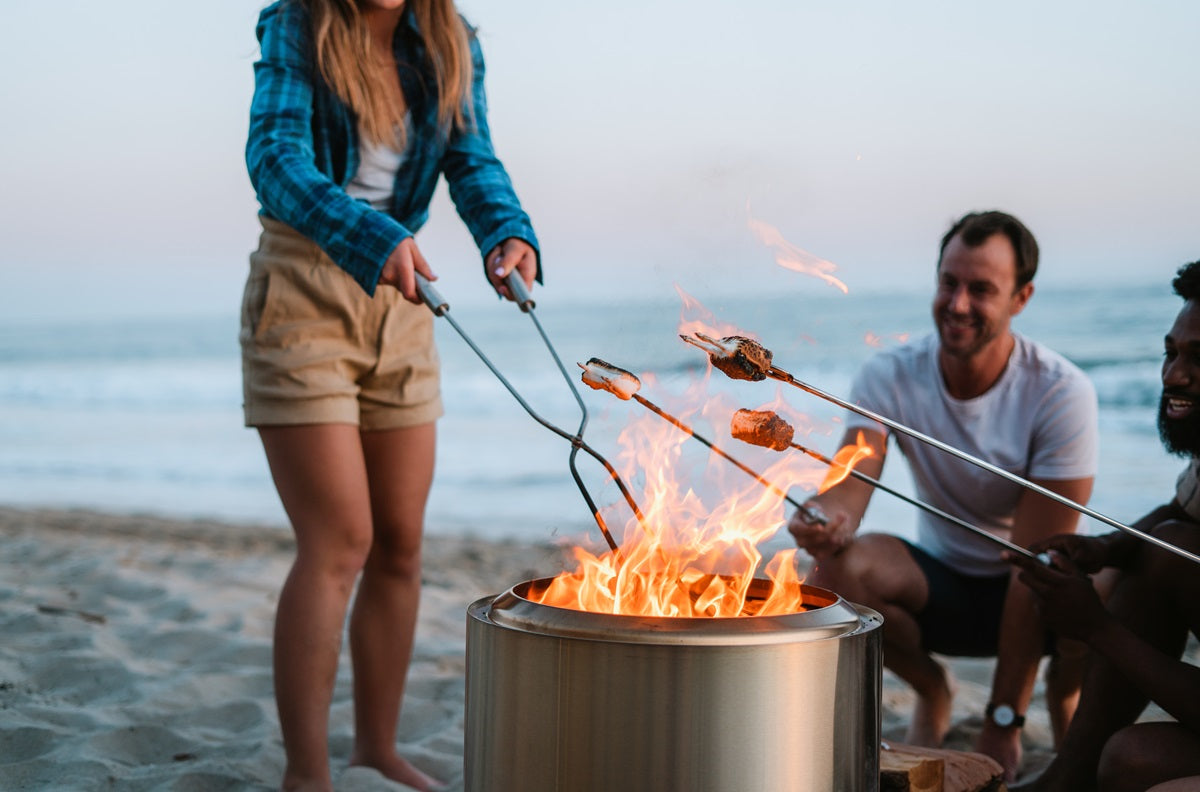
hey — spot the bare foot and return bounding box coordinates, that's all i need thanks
[905,673,956,747]
[350,754,446,792]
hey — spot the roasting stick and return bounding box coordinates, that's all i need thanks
[577,359,828,526]
[682,332,1200,567]
[416,273,642,554]
[731,410,1046,561]
[499,274,647,555]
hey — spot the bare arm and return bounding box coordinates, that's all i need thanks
[787,427,887,559]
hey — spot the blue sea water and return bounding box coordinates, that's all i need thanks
[0,281,1183,551]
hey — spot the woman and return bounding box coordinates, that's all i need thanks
[242,0,539,789]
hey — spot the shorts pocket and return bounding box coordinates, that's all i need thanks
[239,269,271,346]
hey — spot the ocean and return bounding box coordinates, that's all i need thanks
[0,281,1183,556]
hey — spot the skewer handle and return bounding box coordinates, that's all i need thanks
[505,271,535,313]
[415,273,448,316]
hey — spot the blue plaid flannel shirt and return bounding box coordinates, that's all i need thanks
[246,0,540,295]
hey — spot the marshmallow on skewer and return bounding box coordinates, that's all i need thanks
[578,358,642,401]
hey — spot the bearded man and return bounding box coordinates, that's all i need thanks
[1009,259,1200,792]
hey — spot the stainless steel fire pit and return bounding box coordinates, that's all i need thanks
[465,579,883,792]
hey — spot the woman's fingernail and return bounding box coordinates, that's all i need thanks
[494,266,505,276]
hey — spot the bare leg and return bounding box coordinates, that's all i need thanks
[809,535,950,746]
[261,425,375,792]
[1098,722,1200,792]
[347,423,444,792]
[1043,637,1084,748]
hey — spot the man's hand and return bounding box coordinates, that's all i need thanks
[788,501,853,560]
[485,238,537,301]
[1007,550,1113,643]
[379,236,435,304]
[1027,533,1114,575]
[974,725,1022,783]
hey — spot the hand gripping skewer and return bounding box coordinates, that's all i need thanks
[416,273,645,554]
[577,358,827,526]
[682,332,1200,567]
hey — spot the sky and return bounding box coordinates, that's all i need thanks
[1,0,1197,320]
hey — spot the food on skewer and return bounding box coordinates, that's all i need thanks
[578,358,642,400]
[730,408,794,451]
[680,332,774,381]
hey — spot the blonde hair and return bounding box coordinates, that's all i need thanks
[304,0,473,147]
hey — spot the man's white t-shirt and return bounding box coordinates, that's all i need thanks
[846,332,1099,576]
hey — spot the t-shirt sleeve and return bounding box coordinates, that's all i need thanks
[845,352,896,437]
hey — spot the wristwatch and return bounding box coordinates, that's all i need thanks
[985,702,1026,729]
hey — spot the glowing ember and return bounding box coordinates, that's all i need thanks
[578,358,641,401]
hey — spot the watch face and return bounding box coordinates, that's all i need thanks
[992,704,1016,727]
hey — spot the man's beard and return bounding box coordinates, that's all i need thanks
[1157,392,1200,457]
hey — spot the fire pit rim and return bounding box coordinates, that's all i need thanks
[469,577,882,647]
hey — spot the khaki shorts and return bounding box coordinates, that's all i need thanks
[240,216,443,430]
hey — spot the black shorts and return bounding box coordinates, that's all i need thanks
[903,540,1053,658]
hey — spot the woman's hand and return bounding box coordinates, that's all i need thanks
[485,238,537,302]
[379,237,436,305]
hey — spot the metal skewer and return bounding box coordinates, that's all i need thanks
[417,273,645,554]
[681,332,1200,566]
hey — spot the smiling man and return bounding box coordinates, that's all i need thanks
[788,210,1099,781]
[1009,260,1200,792]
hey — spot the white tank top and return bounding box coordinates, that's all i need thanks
[345,119,409,211]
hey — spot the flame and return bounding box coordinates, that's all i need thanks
[675,284,755,343]
[818,431,874,494]
[746,207,848,294]
[530,382,833,618]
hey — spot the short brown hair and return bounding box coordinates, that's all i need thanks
[939,210,1039,289]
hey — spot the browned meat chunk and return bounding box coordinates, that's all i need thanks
[730,409,794,451]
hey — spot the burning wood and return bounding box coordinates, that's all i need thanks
[730,408,795,451]
[680,332,774,381]
[578,358,641,400]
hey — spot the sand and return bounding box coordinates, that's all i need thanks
[0,505,1113,790]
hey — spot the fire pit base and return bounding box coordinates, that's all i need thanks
[465,579,883,792]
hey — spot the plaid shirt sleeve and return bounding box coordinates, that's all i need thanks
[440,32,542,283]
[245,2,407,296]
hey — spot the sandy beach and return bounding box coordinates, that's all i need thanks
[2,504,1161,791]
